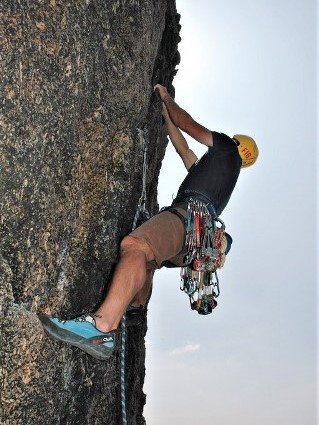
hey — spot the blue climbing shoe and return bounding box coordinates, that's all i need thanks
[39,314,116,360]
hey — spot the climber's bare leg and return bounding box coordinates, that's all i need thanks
[130,268,154,307]
[94,236,154,332]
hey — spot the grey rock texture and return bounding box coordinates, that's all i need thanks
[0,1,180,424]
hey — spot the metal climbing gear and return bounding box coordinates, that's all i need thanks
[120,127,150,425]
[132,128,151,229]
[180,198,229,315]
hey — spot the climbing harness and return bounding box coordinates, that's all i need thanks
[180,198,230,315]
[120,127,150,425]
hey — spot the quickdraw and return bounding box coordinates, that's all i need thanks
[132,128,150,229]
[180,198,229,315]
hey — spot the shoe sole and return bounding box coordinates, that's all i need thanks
[125,306,145,326]
[124,314,143,327]
[39,315,115,360]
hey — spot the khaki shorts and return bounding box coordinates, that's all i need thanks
[130,208,186,268]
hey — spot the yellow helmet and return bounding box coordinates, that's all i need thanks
[233,134,259,168]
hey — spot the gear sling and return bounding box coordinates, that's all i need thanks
[162,198,232,315]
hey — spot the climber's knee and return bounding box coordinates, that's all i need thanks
[120,235,155,262]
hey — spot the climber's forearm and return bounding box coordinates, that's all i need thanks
[162,103,188,151]
[162,104,198,171]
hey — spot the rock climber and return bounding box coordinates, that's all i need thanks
[39,84,259,360]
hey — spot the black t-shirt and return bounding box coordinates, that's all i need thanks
[172,132,242,216]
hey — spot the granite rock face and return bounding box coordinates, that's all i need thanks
[0,1,180,424]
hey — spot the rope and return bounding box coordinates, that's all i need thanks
[120,127,149,425]
[120,314,128,425]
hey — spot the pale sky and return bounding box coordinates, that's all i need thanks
[144,1,317,424]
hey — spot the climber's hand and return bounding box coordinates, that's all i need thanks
[154,84,168,100]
